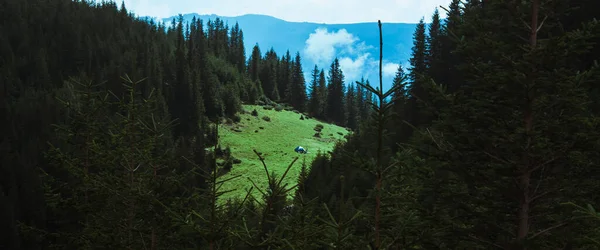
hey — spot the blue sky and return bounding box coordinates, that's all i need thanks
[118,0,451,24]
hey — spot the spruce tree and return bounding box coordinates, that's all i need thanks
[277,50,292,102]
[326,58,346,125]
[345,83,359,130]
[407,18,430,131]
[317,69,328,119]
[248,44,261,83]
[426,8,444,87]
[289,52,307,111]
[440,0,463,94]
[307,65,321,117]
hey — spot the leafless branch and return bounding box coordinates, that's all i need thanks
[467,234,504,249]
[529,222,568,239]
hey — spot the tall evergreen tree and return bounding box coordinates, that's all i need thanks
[345,83,359,130]
[407,18,430,131]
[307,65,321,117]
[326,58,346,125]
[277,50,292,102]
[426,8,444,87]
[440,0,463,94]
[389,65,410,149]
[317,69,328,119]
[289,52,307,111]
[248,44,261,83]
[259,48,279,101]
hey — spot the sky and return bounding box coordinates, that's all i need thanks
[118,0,451,24]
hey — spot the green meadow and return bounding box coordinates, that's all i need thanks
[215,104,350,202]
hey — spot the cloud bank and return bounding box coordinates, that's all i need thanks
[303,28,403,87]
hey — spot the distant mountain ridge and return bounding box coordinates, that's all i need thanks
[146,13,420,90]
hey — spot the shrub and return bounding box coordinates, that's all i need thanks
[232,115,241,123]
[262,116,271,122]
[300,115,304,120]
[223,159,233,172]
[263,105,273,110]
[314,124,324,132]
[251,109,259,116]
[274,105,284,111]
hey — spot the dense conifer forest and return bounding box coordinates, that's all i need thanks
[1,0,600,249]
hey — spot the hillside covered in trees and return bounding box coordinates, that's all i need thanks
[2,0,600,249]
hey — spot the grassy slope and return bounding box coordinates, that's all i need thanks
[217,104,350,202]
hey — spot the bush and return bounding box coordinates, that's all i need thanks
[262,116,271,122]
[263,105,273,110]
[300,115,304,120]
[223,159,233,172]
[314,124,324,132]
[251,109,258,116]
[274,105,284,111]
[232,115,241,123]
[313,132,321,138]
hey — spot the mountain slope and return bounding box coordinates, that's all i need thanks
[156,13,419,91]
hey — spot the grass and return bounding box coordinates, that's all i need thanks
[216,104,350,202]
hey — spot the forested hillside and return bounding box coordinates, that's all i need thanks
[1,0,600,249]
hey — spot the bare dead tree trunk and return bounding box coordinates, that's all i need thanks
[516,0,540,246]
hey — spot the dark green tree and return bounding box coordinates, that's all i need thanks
[289,52,307,111]
[307,65,322,117]
[326,58,346,125]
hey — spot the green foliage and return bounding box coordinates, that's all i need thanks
[43,76,180,249]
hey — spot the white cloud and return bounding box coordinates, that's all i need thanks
[339,54,370,82]
[303,28,358,66]
[383,63,400,77]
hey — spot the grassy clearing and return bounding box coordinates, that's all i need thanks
[216,104,350,202]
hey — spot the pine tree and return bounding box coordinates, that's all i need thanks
[440,0,463,94]
[326,58,346,125]
[406,18,430,132]
[345,83,359,130]
[307,65,321,117]
[317,69,328,119]
[248,44,261,83]
[389,65,410,149]
[426,8,444,87]
[289,52,307,111]
[259,48,279,101]
[277,50,292,102]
